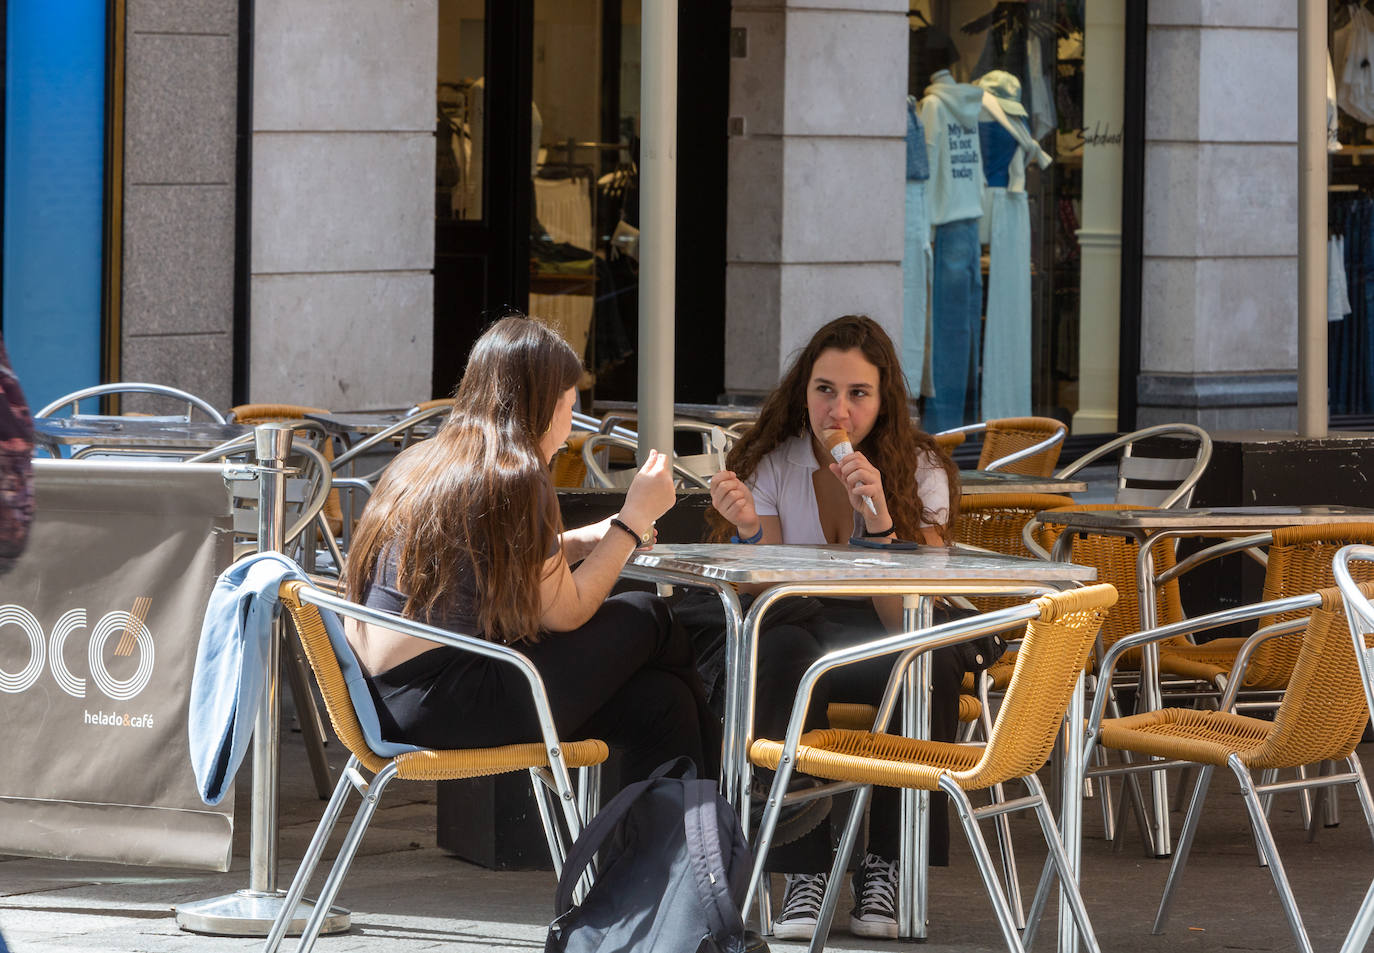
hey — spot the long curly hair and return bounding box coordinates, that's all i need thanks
[707,315,960,543]
[345,317,583,644]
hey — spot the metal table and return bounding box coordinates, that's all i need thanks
[34,417,251,457]
[592,400,758,427]
[1038,504,1374,859]
[960,469,1088,495]
[624,542,1095,943]
[303,410,442,442]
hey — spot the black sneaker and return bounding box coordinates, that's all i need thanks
[749,775,831,846]
[774,871,828,940]
[849,852,898,938]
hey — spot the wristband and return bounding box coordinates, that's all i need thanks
[861,523,896,538]
[609,517,651,546]
[730,525,764,544]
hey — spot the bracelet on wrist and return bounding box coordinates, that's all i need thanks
[609,516,652,546]
[860,523,896,538]
[730,525,764,544]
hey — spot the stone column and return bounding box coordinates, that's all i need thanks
[1072,0,1125,435]
[1138,1,1298,430]
[120,0,240,409]
[249,0,436,408]
[724,0,908,398]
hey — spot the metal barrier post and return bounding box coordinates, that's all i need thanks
[175,423,350,936]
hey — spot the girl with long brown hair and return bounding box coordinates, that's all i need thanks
[707,315,969,941]
[345,316,712,783]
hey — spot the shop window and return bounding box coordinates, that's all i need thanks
[904,0,1122,435]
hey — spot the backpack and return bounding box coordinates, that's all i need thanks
[0,335,33,575]
[545,758,767,953]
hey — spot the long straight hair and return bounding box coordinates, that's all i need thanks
[708,315,960,542]
[345,317,583,643]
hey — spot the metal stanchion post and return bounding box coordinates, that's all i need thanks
[176,423,350,936]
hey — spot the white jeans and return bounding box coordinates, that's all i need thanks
[981,187,1031,420]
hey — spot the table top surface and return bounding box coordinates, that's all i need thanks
[629,542,1096,584]
[959,470,1088,495]
[1036,504,1374,531]
[304,410,442,436]
[34,417,251,447]
[592,401,759,425]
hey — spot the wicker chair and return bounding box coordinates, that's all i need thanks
[266,579,608,953]
[1054,423,1211,508]
[36,381,226,422]
[1079,582,1374,953]
[935,417,1067,477]
[1158,523,1374,693]
[746,584,1118,953]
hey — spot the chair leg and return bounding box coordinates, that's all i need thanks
[1024,774,1103,953]
[940,778,1028,953]
[1347,755,1374,846]
[1341,876,1374,953]
[1152,763,1214,935]
[263,757,361,953]
[528,768,569,880]
[294,763,400,953]
[1324,759,1343,828]
[1233,754,1315,953]
[806,784,871,953]
[989,782,1026,930]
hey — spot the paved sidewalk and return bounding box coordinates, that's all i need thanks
[2,720,1373,953]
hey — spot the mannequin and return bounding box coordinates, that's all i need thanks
[918,67,986,432]
[975,70,1051,419]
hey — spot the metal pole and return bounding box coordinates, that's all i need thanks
[637,0,678,463]
[175,424,349,937]
[1297,0,1327,437]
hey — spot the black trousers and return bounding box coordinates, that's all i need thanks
[750,599,965,873]
[365,591,716,784]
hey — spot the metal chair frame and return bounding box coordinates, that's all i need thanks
[744,591,1115,953]
[580,431,725,490]
[1053,422,1213,510]
[1059,586,1374,953]
[265,580,603,953]
[36,382,226,422]
[935,417,1068,475]
[1333,544,1374,953]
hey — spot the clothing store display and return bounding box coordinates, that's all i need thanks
[1331,234,1352,324]
[1330,197,1374,415]
[1336,6,1374,125]
[970,6,1058,141]
[919,71,985,431]
[902,97,934,398]
[918,71,985,227]
[975,70,1048,420]
[927,217,983,431]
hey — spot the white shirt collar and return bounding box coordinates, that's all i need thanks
[783,432,821,472]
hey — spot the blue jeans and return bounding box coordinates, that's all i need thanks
[926,217,983,432]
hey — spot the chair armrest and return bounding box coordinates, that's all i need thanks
[1216,618,1311,712]
[1084,590,1324,746]
[1154,533,1271,588]
[296,584,567,755]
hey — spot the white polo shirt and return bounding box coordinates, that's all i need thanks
[748,434,951,543]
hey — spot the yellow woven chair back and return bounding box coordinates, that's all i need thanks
[977,417,1065,477]
[229,403,343,534]
[551,433,591,487]
[412,398,457,412]
[933,430,966,454]
[278,581,607,782]
[956,493,1076,620]
[1244,584,1374,770]
[1039,503,1185,667]
[956,584,1116,788]
[1251,522,1374,687]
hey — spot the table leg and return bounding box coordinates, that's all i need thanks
[1136,534,1172,857]
[713,585,746,811]
[1057,672,1085,953]
[898,595,934,939]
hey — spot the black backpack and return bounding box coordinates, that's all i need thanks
[545,758,766,953]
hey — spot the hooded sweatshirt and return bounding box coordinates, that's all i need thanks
[917,70,986,226]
